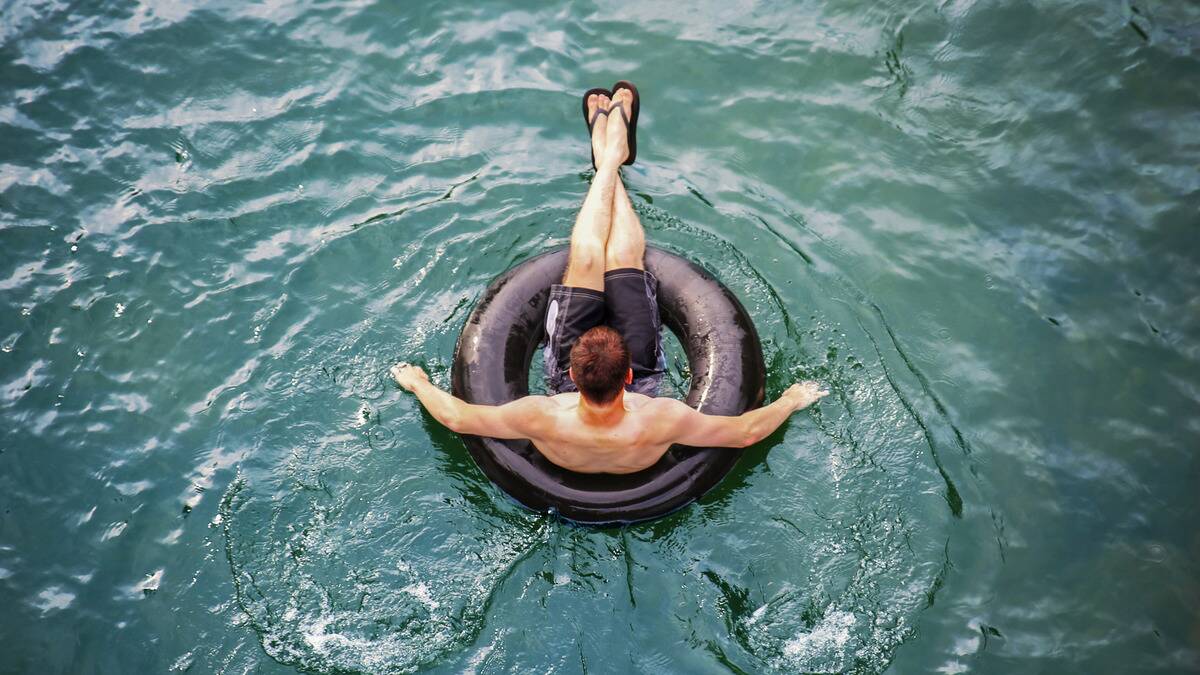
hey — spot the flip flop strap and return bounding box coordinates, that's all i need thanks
[588,107,609,129]
[607,102,628,125]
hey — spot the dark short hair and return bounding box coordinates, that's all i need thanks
[569,326,630,405]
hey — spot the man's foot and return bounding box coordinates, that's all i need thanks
[587,91,610,168]
[602,87,632,168]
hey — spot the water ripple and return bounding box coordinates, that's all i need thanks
[2,0,1198,672]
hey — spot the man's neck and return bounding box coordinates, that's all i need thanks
[578,392,626,426]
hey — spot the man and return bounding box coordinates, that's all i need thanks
[392,84,828,474]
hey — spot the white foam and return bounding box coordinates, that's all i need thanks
[402,581,440,610]
[303,615,347,654]
[782,610,856,663]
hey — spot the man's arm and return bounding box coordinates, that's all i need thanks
[661,381,829,448]
[391,363,546,439]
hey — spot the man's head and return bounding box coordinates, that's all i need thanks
[568,326,632,405]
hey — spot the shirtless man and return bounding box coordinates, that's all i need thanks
[392,84,828,474]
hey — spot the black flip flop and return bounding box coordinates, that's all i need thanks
[581,87,611,170]
[610,80,640,165]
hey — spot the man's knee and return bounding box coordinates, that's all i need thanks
[566,242,605,279]
[605,240,644,270]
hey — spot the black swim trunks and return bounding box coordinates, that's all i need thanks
[543,267,665,397]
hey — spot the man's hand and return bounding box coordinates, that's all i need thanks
[782,380,829,410]
[390,362,428,393]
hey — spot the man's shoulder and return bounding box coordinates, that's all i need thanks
[633,396,693,425]
[495,395,562,437]
[509,394,564,412]
[636,395,688,411]
[514,393,576,421]
[544,392,580,408]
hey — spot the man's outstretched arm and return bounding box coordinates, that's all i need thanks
[662,381,829,449]
[391,363,544,440]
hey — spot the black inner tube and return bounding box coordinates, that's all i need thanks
[451,246,765,524]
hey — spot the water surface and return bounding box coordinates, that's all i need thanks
[1,0,1198,672]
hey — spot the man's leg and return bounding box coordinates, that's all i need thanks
[543,92,624,393]
[605,180,645,271]
[604,88,645,272]
[598,87,662,394]
[562,93,617,291]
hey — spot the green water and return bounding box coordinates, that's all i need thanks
[2,0,1198,672]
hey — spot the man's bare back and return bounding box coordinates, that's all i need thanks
[512,391,669,474]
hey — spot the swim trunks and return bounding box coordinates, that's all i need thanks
[543,268,665,397]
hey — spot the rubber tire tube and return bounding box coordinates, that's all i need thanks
[451,246,765,525]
